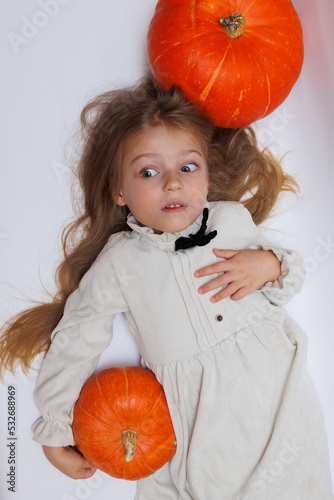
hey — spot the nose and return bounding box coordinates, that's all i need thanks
[164,171,182,191]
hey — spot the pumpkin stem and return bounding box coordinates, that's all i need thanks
[219,13,245,38]
[122,430,137,462]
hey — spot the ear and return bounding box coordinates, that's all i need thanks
[112,189,127,207]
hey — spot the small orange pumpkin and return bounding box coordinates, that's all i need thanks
[72,366,177,480]
[147,0,304,127]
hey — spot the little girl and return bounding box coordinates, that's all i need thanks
[1,74,333,499]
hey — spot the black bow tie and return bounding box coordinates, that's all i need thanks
[175,208,217,251]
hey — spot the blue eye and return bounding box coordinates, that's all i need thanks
[181,163,197,172]
[140,168,158,178]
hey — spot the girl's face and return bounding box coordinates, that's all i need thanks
[115,125,209,234]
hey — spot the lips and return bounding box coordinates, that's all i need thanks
[162,201,187,212]
[165,203,183,209]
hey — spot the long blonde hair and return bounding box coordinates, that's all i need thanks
[0,73,298,376]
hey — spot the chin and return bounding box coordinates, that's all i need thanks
[151,210,203,234]
[163,222,193,234]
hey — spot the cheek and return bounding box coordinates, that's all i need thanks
[195,174,210,198]
[124,184,157,211]
[201,166,210,189]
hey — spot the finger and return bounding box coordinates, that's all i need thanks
[212,249,239,259]
[64,446,97,479]
[65,466,97,480]
[210,282,241,303]
[194,260,233,278]
[195,249,240,278]
[77,466,97,480]
[230,286,251,301]
[67,447,96,470]
[198,273,235,295]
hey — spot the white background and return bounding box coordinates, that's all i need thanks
[0,1,333,498]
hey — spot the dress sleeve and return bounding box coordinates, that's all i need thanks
[237,204,306,306]
[256,246,306,305]
[31,245,129,447]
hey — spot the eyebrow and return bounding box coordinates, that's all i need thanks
[130,149,204,165]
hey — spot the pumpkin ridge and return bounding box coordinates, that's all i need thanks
[152,32,206,68]
[77,400,121,429]
[145,390,163,417]
[248,45,274,116]
[263,72,271,116]
[122,458,155,480]
[122,367,129,401]
[133,446,156,473]
[142,462,155,473]
[75,437,104,445]
[152,422,174,432]
[230,107,240,122]
[154,433,177,451]
[77,399,99,420]
[93,373,127,426]
[199,44,231,102]
[94,374,120,421]
[242,0,256,17]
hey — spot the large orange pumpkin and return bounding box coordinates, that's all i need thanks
[147,0,304,127]
[72,366,177,480]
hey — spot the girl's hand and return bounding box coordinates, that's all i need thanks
[42,445,97,480]
[194,249,281,303]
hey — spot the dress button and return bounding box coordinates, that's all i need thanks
[215,314,223,322]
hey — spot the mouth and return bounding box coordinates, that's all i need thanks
[162,202,187,212]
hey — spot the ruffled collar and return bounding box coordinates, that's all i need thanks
[126,204,209,251]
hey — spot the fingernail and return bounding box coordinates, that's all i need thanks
[210,296,216,303]
[194,271,199,277]
[198,287,203,294]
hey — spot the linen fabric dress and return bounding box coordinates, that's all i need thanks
[32,201,333,499]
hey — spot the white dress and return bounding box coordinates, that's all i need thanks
[32,201,333,499]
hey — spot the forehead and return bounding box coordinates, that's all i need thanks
[123,125,207,162]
